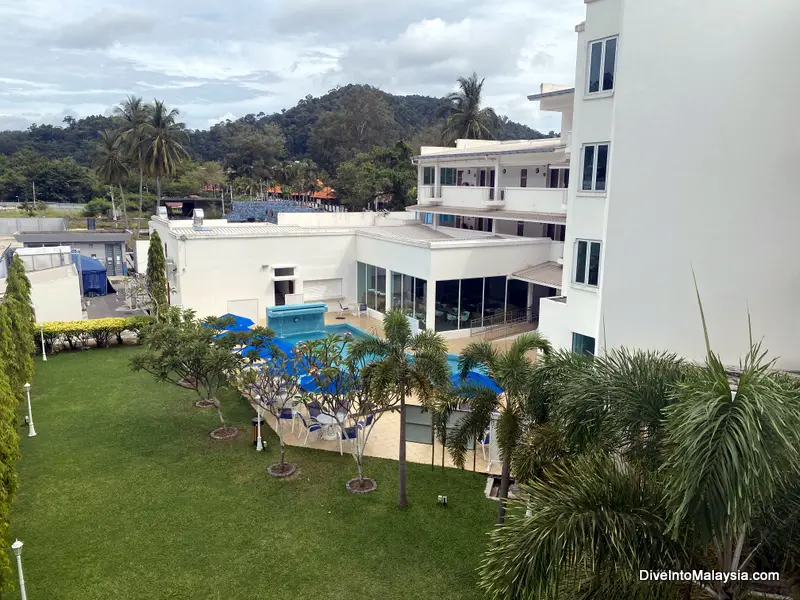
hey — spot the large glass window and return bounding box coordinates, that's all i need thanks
[506,279,529,315]
[434,280,460,332]
[459,278,484,328]
[574,240,601,287]
[414,278,427,329]
[587,36,618,94]
[423,166,435,185]
[391,272,403,311]
[367,264,377,309]
[483,276,506,324]
[376,267,387,312]
[402,274,414,316]
[357,262,367,306]
[581,143,610,191]
[440,168,457,186]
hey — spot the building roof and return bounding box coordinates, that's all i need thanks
[14,230,131,244]
[405,204,566,225]
[527,87,576,101]
[414,138,565,161]
[512,262,563,288]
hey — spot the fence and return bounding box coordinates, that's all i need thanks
[469,306,538,339]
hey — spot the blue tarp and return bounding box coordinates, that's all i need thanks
[238,338,294,359]
[74,254,110,297]
[218,313,255,331]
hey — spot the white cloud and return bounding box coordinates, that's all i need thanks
[0,0,586,132]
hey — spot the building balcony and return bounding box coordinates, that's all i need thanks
[439,186,504,211]
[417,185,441,205]
[503,188,567,214]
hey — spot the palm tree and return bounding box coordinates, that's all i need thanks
[143,99,189,210]
[349,310,450,508]
[480,340,800,599]
[448,332,551,523]
[441,72,500,145]
[114,96,150,238]
[93,129,130,228]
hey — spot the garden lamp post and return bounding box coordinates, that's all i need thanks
[11,540,27,600]
[40,324,46,362]
[256,402,264,451]
[24,383,36,437]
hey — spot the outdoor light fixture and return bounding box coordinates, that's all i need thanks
[255,404,264,452]
[11,540,27,600]
[40,324,46,362]
[23,383,36,438]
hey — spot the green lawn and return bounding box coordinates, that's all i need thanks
[11,347,495,600]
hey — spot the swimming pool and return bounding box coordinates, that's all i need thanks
[278,324,463,374]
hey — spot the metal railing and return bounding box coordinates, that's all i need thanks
[469,306,538,337]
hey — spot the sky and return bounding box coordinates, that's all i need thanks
[0,0,585,133]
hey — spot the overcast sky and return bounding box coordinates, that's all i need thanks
[0,0,585,133]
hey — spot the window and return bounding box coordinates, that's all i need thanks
[456,170,463,185]
[274,267,294,277]
[516,221,524,237]
[440,168,457,186]
[546,224,566,242]
[520,169,528,188]
[587,36,618,93]
[572,333,596,356]
[574,240,601,286]
[422,166,435,185]
[422,213,433,225]
[581,143,610,191]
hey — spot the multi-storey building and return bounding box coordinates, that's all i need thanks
[532,0,800,368]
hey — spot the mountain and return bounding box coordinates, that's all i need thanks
[0,84,553,171]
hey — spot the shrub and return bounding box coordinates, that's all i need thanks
[39,316,154,352]
[84,197,111,218]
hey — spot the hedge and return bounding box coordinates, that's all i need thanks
[39,316,153,351]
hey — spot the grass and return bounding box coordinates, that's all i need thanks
[11,347,495,600]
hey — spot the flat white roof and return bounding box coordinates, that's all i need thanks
[415,138,564,161]
[404,204,567,225]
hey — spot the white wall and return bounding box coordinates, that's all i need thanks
[135,239,150,274]
[429,239,552,282]
[599,0,800,368]
[538,297,571,349]
[276,212,415,227]
[25,265,83,323]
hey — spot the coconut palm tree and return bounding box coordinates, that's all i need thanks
[447,332,551,523]
[114,96,150,238]
[479,335,800,599]
[348,310,450,509]
[93,129,130,228]
[441,72,500,145]
[143,99,189,210]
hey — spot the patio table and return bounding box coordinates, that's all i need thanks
[315,413,346,440]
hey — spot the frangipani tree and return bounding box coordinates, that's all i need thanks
[295,334,399,492]
[238,329,304,476]
[131,308,248,437]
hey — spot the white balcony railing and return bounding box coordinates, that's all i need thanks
[440,186,504,210]
[417,185,440,205]
[503,188,567,214]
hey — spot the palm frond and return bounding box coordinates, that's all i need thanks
[457,341,497,379]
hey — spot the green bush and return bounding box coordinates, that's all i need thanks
[39,316,154,352]
[84,197,111,217]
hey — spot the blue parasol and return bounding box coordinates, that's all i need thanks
[450,371,503,394]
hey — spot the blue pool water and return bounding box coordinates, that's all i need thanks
[278,323,463,374]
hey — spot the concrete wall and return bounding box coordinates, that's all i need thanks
[276,212,415,227]
[598,0,800,368]
[26,265,82,322]
[135,239,150,274]
[0,218,67,233]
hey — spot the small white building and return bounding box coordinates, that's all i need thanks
[531,0,800,368]
[149,145,569,338]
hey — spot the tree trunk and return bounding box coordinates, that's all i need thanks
[118,182,128,231]
[497,454,511,524]
[135,168,144,240]
[398,383,408,509]
[109,186,117,221]
[430,423,435,470]
[155,174,162,211]
[213,398,226,428]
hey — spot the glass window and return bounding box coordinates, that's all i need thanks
[520,169,528,188]
[423,166,435,185]
[484,277,506,325]
[402,274,414,316]
[587,36,618,94]
[367,264,377,309]
[572,333,596,356]
[357,262,367,306]
[441,168,457,186]
[376,267,387,312]
[423,213,433,225]
[459,278,483,329]
[582,145,595,191]
[274,267,294,277]
[575,241,587,284]
[596,144,608,191]
[582,143,610,192]
[516,221,524,237]
[415,278,427,328]
[434,280,460,332]
[588,40,603,93]
[603,38,617,91]
[575,240,601,287]
[506,279,529,315]
[392,272,403,311]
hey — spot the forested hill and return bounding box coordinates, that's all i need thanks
[0,84,552,171]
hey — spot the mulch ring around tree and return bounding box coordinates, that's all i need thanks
[266,462,299,479]
[209,427,240,441]
[196,400,215,408]
[346,478,377,494]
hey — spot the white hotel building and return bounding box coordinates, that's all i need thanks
[529,0,800,369]
[147,0,799,368]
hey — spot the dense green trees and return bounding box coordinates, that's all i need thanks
[143,100,189,208]
[333,142,416,211]
[0,149,100,203]
[4,256,34,403]
[441,72,500,145]
[146,231,168,320]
